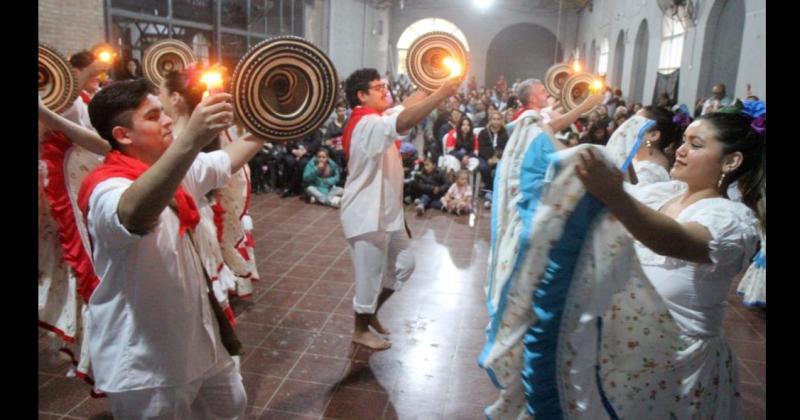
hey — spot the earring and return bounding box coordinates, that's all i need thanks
[717,172,726,189]
[645,139,652,148]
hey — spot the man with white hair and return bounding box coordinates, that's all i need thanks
[511,78,603,145]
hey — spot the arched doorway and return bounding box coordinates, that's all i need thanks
[395,18,470,76]
[697,0,745,99]
[630,20,649,103]
[485,23,561,89]
[588,39,596,73]
[612,30,625,88]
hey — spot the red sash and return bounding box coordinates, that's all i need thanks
[342,106,380,157]
[80,91,91,105]
[77,150,200,237]
[512,105,535,122]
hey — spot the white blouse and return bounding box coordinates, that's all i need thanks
[629,180,760,337]
[632,159,671,185]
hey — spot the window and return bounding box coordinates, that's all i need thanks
[108,0,304,69]
[658,15,685,73]
[221,0,248,30]
[396,18,469,75]
[597,38,609,75]
[192,33,210,66]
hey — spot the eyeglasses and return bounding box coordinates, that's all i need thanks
[368,82,388,92]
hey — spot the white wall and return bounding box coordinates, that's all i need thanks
[327,0,391,81]
[576,0,766,107]
[389,2,579,88]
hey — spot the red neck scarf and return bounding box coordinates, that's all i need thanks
[512,105,536,122]
[342,106,380,157]
[80,91,92,105]
[78,150,200,236]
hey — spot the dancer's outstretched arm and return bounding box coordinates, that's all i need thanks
[38,96,111,155]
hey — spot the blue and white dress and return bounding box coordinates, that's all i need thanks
[480,115,759,419]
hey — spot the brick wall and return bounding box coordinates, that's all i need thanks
[38,0,106,57]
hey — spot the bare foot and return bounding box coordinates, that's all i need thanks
[369,316,390,335]
[352,330,391,350]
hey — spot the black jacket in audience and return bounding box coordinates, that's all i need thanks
[412,168,450,199]
[477,128,509,161]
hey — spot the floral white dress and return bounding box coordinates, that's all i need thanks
[217,127,259,297]
[598,180,760,419]
[481,114,760,419]
[38,125,104,393]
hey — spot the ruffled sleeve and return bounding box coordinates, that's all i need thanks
[682,199,760,272]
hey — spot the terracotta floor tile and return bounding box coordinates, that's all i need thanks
[236,322,273,347]
[241,372,284,408]
[262,328,318,353]
[278,310,330,332]
[66,392,112,418]
[258,290,305,308]
[323,314,355,335]
[288,353,351,384]
[267,379,336,416]
[323,387,388,420]
[273,276,318,294]
[238,305,291,326]
[38,377,92,414]
[307,333,360,359]
[258,409,319,419]
[308,281,352,299]
[295,294,342,313]
[241,348,303,377]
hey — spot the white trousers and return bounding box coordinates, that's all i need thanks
[348,229,415,314]
[106,357,247,420]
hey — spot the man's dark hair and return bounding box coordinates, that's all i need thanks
[69,50,95,71]
[88,79,157,150]
[345,68,380,109]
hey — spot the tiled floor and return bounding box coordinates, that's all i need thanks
[39,192,766,419]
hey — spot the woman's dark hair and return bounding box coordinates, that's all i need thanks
[506,95,520,110]
[163,70,205,113]
[697,112,765,222]
[126,58,142,78]
[69,50,95,71]
[585,119,609,145]
[640,105,682,157]
[344,68,381,109]
[455,116,474,147]
[163,69,221,153]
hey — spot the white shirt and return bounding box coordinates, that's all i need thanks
[701,96,734,115]
[61,96,94,129]
[340,105,409,239]
[629,180,759,337]
[85,151,232,392]
[632,159,671,186]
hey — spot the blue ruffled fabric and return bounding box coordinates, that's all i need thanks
[480,133,555,387]
[521,194,605,418]
[753,249,766,269]
[519,122,652,417]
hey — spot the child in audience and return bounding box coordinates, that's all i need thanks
[441,169,473,215]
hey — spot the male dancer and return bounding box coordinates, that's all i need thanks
[340,68,461,349]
